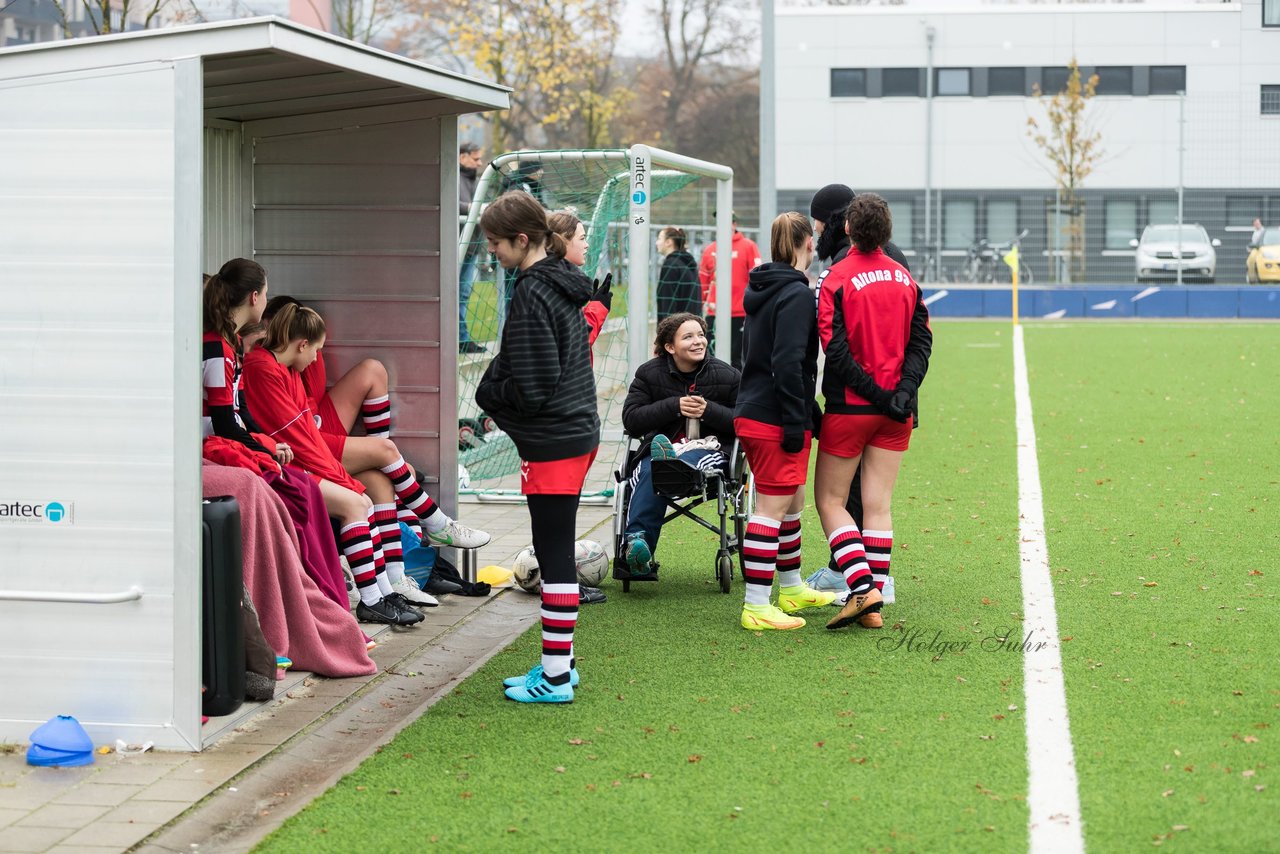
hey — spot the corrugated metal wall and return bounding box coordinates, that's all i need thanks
[249,118,446,497]
[203,124,249,273]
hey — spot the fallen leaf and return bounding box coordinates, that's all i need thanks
[568,739,588,746]
[1144,582,1158,588]
[688,755,703,763]
[459,791,473,799]
[387,789,401,795]
[1243,769,1256,778]
[555,766,566,773]
[1162,789,1174,797]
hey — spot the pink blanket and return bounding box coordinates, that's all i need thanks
[202,462,376,678]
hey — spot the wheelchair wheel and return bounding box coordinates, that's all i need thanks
[716,551,733,594]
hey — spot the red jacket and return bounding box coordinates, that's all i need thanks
[817,248,923,413]
[242,348,365,493]
[698,230,761,318]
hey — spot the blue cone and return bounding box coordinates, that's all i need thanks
[27,715,94,767]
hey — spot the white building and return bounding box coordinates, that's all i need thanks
[775,0,1280,282]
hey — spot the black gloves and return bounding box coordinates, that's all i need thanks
[886,380,918,423]
[781,430,805,454]
[590,273,613,310]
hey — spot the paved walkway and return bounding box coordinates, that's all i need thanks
[0,501,614,854]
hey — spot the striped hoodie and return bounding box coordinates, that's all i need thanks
[476,256,600,462]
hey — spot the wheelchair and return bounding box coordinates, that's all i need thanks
[611,436,752,594]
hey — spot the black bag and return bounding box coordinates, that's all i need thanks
[202,496,245,717]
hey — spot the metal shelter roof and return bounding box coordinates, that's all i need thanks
[0,17,510,120]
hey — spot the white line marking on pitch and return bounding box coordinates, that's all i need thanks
[923,289,949,306]
[1013,324,1085,853]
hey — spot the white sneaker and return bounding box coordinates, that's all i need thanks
[425,519,491,549]
[392,576,439,607]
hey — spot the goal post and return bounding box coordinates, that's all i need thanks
[454,146,734,502]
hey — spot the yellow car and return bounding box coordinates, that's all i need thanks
[1246,226,1280,283]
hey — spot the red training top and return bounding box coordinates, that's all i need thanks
[698,230,762,318]
[241,348,365,493]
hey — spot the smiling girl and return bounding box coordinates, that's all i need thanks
[477,191,600,704]
[619,313,739,576]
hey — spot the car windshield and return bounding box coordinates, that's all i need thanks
[1144,225,1206,243]
[1260,227,1280,245]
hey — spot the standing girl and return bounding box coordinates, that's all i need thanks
[548,209,612,350]
[815,193,930,630]
[477,191,600,703]
[655,227,700,319]
[732,212,836,631]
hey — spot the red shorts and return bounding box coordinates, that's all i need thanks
[319,428,346,460]
[315,394,345,437]
[819,412,912,458]
[520,449,598,495]
[734,417,811,496]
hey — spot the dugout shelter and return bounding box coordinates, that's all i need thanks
[0,18,509,750]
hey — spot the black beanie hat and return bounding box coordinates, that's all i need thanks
[810,183,856,225]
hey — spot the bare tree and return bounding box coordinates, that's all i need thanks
[1028,59,1103,282]
[50,0,168,35]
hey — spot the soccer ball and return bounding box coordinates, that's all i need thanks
[574,539,609,586]
[511,546,541,594]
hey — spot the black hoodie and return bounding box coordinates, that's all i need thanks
[656,249,701,317]
[476,256,600,462]
[734,262,819,445]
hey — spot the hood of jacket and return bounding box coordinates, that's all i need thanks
[743,262,809,314]
[521,256,594,307]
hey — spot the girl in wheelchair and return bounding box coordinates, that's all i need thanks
[620,313,740,576]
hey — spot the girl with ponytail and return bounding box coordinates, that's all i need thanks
[477,191,600,704]
[201,258,292,466]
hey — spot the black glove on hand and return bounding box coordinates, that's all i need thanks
[887,389,913,423]
[590,273,613,310]
[781,430,805,454]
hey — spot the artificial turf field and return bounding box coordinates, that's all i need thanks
[261,321,1277,853]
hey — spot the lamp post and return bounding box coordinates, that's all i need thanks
[924,24,936,279]
[760,0,776,259]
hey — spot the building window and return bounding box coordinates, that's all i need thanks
[883,68,922,97]
[1148,199,1179,226]
[831,69,867,98]
[1041,66,1071,94]
[1226,196,1263,227]
[1149,66,1186,96]
[944,200,977,250]
[1094,66,1134,96]
[935,68,970,97]
[1105,200,1138,249]
[1262,85,1280,115]
[988,67,1026,96]
[888,199,914,249]
[1266,0,1280,27]
[986,200,1019,244]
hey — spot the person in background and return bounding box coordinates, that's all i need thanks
[1250,217,1265,248]
[699,211,761,369]
[458,142,487,354]
[620,313,739,577]
[732,212,837,632]
[656,226,700,319]
[815,193,931,631]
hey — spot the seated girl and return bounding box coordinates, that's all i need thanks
[619,313,740,577]
[263,296,416,539]
[243,304,486,623]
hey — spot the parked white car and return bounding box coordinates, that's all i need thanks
[1130,224,1220,284]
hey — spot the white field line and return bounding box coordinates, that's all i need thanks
[1012,324,1086,853]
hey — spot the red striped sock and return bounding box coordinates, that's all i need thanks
[828,525,873,594]
[776,512,803,588]
[379,456,442,525]
[742,515,781,606]
[863,529,893,592]
[540,582,578,685]
[339,522,380,606]
[362,395,391,438]
[373,503,405,584]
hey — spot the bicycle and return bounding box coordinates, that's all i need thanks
[960,229,1033,285]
